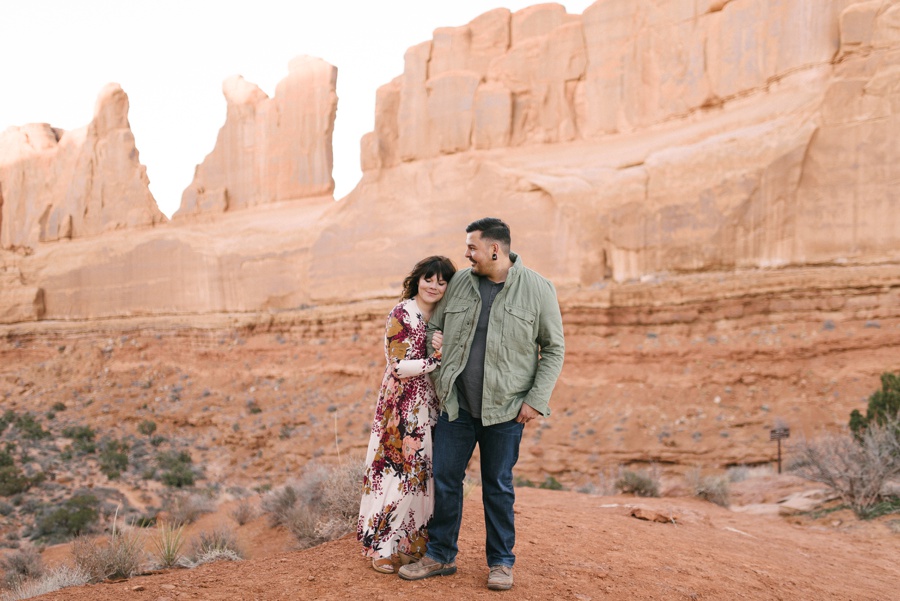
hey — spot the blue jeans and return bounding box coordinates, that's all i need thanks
[426,408,524,567]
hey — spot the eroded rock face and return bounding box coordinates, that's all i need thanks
[0,84,165,250]
[176,56,337,218]
[355,0,900,284]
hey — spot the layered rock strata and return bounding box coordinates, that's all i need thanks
[0,84,165,250]
[175,56,338,218]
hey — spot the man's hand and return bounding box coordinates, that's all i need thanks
[515,403,541,424]
[432,331,443,351]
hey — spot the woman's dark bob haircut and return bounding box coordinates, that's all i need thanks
[401,255,456,300]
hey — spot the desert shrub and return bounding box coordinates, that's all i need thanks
[149,521,185,569]
[260,484,299,528]
[188,528,244,566]
[615,468,660,498]
[514,475,565,490]
[163,493,214,526]
[686,469,730,507]
[726,464,773,483]
[50,402,67,413]
[98,440,129,480]
[0,463,34,498]
[791,419,900,518]
[0,564,90,601]
[156,451,196,488]
[539,476,564,490]
[71,519,143,582]
[0,411,14,434]
[35,494,99,542]
[137,420,157,437]
[1,547,44,588]
[61,426,96,454]
[850,371,900,439]
[11,414,49,441]
[261,459,365,547]
[230,498,257,526]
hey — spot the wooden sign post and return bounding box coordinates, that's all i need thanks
[770,426,790,474]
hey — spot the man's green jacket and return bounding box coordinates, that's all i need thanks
[427,253,565,426]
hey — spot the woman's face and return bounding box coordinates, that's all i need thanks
[417,274,448,305]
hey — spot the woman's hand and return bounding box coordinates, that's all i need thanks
[432,331,443,351]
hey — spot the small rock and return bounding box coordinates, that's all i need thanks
[160,584,176,590]
[132,585,145,591]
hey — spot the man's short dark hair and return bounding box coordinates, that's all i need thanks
[466,217,511,252]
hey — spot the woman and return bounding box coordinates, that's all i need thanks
[357,255,456,574]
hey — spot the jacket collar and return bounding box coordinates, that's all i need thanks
[465,252,522,287]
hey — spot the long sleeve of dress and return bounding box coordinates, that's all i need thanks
[385,303,440,380]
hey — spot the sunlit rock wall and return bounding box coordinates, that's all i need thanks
[0,84,165,250]
[176,56,338,218]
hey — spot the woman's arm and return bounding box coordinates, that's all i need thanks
[385,304,440,379]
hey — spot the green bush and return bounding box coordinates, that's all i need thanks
[0,410,15,433]
[137,420,157,437]
[0,450,39,497]
[13,413,50,440]
[62,426,96,454]
[36,494,100,542]
[99,440,129,480]
[850,371,900,439]
[156,451,196,488]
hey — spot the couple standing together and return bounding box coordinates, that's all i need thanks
[356,217,565,591]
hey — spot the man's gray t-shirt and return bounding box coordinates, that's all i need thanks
[456,276,505,418]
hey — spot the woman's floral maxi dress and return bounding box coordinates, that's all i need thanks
[358,298,441,560]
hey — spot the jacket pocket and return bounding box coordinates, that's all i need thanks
[502,304,536,352]
[443,303,474,349]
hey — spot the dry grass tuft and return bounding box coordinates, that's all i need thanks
[230,498,257,526]
[686,468,730,507]
[1,547,44,589]
[71,516,144,583]
[163,492,215,526]
[0,564,90,601]
[149,521,186,569]
[260,459,365,548]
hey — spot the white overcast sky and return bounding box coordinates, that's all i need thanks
[0,0,595,217]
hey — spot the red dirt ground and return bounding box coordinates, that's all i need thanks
[35,486,900,601]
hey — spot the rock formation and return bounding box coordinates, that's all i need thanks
[0,0,899,321]
[175,56,338,218]
[0,83,165,250]
[348,0,900,288]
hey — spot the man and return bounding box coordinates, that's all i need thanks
[398,217,565,591]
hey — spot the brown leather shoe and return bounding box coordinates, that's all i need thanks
[397,556,457,580]
[487,565,513,590]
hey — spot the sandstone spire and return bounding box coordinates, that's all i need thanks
[176,56,338,218]
[0,83,165,250]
